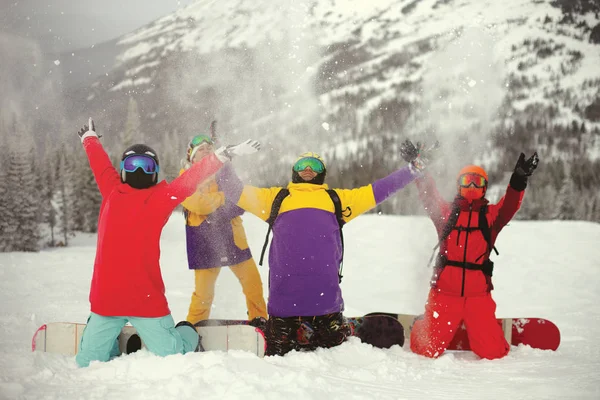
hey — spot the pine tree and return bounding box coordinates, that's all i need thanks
[52,150,75,246]
[5,135,40,251]
[43,166,57,246]
[161,129,184,182]
[555,167,577,220]
[0,160,9,252]
[72,153,102,233]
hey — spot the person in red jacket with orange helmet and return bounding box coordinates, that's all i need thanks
[400,140,539,360]
[75,118,260,367]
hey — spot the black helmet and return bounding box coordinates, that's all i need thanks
[121,144,159,165]
[120,144,160,189]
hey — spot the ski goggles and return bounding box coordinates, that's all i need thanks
[458,173,487,188]
[293,157,325,174]
[189,134,214,148]
[120,155,159,174]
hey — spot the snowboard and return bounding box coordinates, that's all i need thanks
[195,314,405,349]
[32,322,266,357]
[373,313,561,351]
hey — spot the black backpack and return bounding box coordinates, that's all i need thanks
[259,188,347,283]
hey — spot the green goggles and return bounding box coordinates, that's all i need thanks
[293,157,325,174]
[189,134,214,148]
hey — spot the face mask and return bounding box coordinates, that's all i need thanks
[459,186,485,201]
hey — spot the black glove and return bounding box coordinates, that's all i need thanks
[400,139,439,171]
[400,140,419,164]
[510,152,539,191]
[77,118,102,139]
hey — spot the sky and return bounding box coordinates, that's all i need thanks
[1,213,599,399]
[0,0,196,52]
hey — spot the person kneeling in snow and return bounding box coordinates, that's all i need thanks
[75,118,260,367]
[401,140,539,360]
[216,151,430,356]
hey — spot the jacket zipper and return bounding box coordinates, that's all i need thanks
[461,203,474,297]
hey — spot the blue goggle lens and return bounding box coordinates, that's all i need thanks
[120,155,159,174]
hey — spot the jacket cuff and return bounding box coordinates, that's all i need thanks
[80,131,98,143]
[509,172,527,191]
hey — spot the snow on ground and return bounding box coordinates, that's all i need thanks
[1,212,600,399]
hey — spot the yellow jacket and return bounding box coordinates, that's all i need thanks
[180,169,251,269]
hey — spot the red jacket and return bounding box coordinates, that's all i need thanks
[83,137,223,317]
[416,174,524,297]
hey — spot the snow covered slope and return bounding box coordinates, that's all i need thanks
[1,213,599,399]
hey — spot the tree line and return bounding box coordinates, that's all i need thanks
[1,97,599,252]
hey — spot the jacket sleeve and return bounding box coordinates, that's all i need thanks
[491,184,524,232]
[216,163,279,222]
[371,165,420,204]
[415,174,451,233]
[332,186,377,224]
[155,153,224,212]
[206,200,245,222]
[82,136,121,197]
[333,165,420,224]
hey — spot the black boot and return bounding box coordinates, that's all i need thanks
[249,316,268,332]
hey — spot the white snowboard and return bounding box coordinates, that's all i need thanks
[32,322,266,358]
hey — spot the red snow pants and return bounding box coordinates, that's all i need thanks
[410,289,509,359]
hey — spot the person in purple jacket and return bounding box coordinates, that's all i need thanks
[181,134,267,324]
[216,151,432,356]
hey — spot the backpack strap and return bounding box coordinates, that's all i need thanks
[478,204,499,257]
[427,200,461,267]
[326,189,347,283]
[427,201,498,268]
[259,188,290,266]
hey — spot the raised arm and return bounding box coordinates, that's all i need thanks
[161,153,224,204]
[161,139,261,206]
[399,139,450,230]
[492,152,539,231]
[415,174,451,231]
[78,118,120,198]
[333,165,419,223]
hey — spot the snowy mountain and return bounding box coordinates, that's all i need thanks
[53,0,600,216]
[1,213,600,399]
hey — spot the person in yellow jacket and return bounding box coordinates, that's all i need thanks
[181,134,267,324]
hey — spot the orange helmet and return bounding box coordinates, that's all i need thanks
[457,165,488,200]
[457,165,488,182]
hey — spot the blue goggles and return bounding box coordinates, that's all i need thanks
[293,157,325,174]
[120,155,159,174]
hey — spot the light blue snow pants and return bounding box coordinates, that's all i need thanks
[75,312,199,367]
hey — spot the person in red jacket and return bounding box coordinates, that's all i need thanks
[75,118,260,367]
[400,140,539,360]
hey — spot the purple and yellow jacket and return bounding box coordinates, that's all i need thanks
[180,169,252,270]
[217,164,419,317]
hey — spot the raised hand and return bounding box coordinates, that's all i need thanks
[400,140,419,164]
[215,139,261,161]
[514,152,539,177]
[400,139,439,171]
[77,118,102,139]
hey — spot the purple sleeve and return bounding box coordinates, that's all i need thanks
[216,163,244,203]
[206,201,245,223]
[372,165,420,205]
